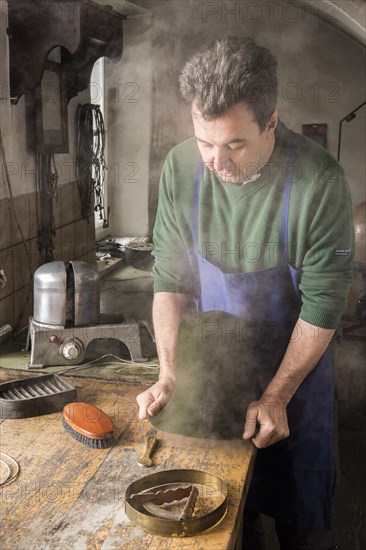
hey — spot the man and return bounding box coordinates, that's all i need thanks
[137,36,354,549]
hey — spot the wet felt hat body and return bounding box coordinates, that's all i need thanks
[151,311,260,439]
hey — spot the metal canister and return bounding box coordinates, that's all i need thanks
[33,261,67,325]
[70,261,100,326]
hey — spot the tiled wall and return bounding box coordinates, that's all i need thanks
[0,181,96,336]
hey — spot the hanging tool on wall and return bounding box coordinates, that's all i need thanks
[76,103,108,226]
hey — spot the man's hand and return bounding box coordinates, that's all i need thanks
[242,319,336,448]
[242,397,289,448]
[136,292,189,421]
[136,378,175,420]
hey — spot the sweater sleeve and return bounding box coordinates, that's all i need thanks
[152,155,196,294]
[298,163,355,329]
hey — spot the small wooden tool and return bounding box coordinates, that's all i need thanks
[138,434,158,467]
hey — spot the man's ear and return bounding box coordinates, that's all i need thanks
[267,109,278,130]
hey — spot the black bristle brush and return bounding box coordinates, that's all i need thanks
[62,402,115,448]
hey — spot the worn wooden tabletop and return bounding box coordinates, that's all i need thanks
[0,370,256,550]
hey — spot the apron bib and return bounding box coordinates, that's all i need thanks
[188,139,335,530]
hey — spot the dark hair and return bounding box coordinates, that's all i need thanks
[179,36,278,132]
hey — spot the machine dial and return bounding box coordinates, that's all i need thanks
[60,338,84,362]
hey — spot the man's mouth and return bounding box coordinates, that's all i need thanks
[218,170,239,179]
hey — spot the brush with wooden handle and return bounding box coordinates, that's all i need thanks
[62,402,115,448]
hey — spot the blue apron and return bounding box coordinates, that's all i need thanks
[187,139,335,530]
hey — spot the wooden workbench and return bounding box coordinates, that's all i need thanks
[0,370,256,550]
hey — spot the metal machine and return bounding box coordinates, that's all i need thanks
[27,261,154,369]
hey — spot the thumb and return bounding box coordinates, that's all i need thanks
[147,399,162,417]
[243,403,259,439]
[137,392,155,420]
[147,390,170,417]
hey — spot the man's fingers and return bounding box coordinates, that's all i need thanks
[243,403,259,439]
[136,385,171,419]
[137,378,175,420]
[147,400,161,417]
[245,399,290,448]
[136,391,154,420]
[147,391,170,417]
[137,403,149,420]
[252,436,269,449]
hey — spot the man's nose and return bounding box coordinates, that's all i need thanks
[212,147,230,170]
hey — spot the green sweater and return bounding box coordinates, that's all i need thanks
[152,122,354,329]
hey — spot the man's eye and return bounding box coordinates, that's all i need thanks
[230,144,244,151]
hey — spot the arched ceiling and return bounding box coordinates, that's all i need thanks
[297,0,365,45]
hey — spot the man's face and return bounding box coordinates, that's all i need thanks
[192,102,278,185]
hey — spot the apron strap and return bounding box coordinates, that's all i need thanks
[192,159,204,248]
[280,131,296,261]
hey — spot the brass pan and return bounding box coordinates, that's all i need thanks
[125,469,228,537]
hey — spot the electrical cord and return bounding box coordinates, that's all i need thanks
[55,353,160,377]
[72,353,159,369]
[9,325,29,347]
[76,103,107,225]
